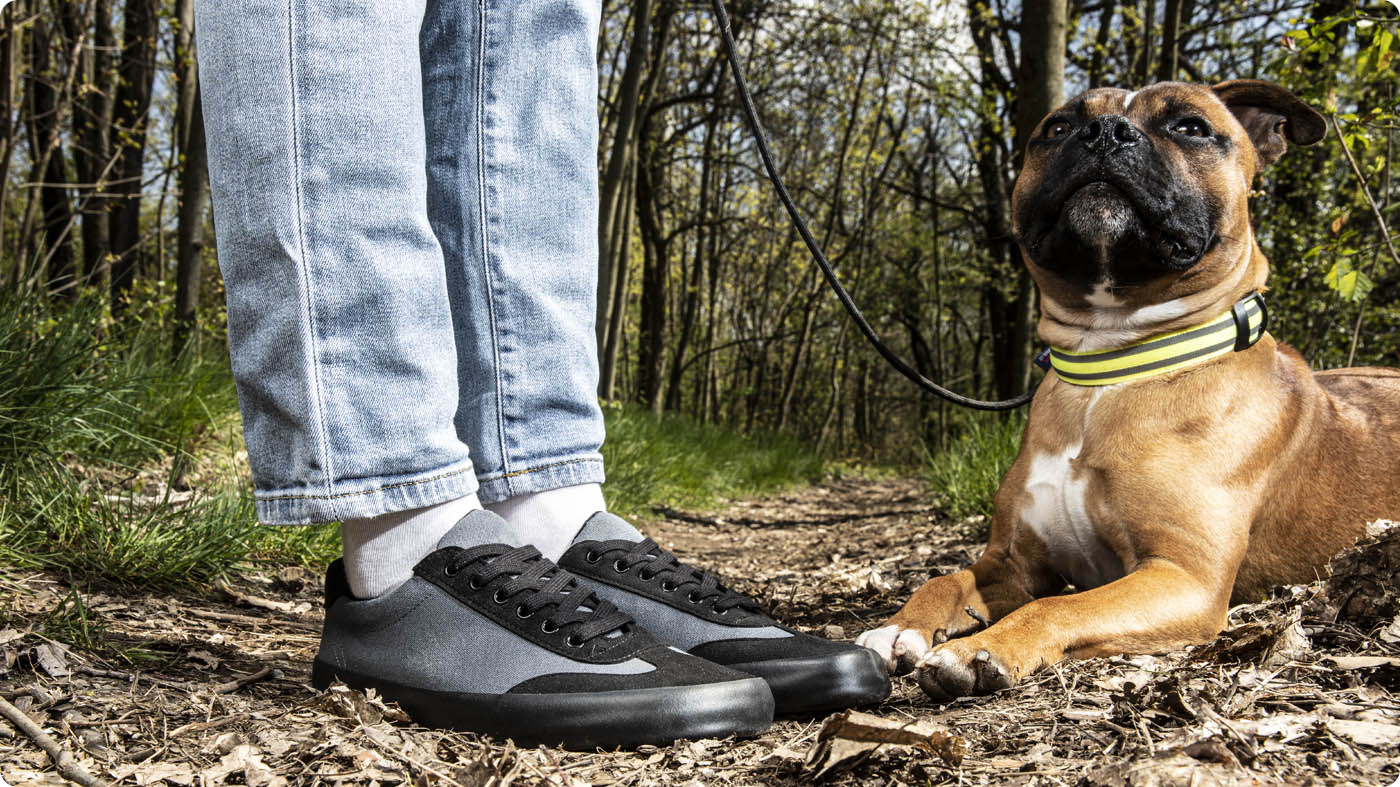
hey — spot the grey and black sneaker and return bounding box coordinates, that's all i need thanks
[557,512,890,714]
[311,510,774,749]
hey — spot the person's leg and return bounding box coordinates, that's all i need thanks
[196,0,775,746]
[421,0,607,560]
[196,0,476,526]
[196,0,485,598]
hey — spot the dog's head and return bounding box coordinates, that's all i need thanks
[1011,80,1325,344]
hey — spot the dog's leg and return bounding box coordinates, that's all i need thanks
[855,555,1038,674]
[914,559,1229,700]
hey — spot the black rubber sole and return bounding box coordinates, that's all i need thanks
[312,660,774,749]
[729,646,891,714]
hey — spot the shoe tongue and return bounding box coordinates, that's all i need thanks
[435,509,521,551]
[572,511,643,545]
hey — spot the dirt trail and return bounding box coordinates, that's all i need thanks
[1,476,1397,786]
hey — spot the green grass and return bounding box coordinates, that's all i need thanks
[0,289,826,589]
[924,411,1025,524]
[0,289,337,588]
[598,402,825,519]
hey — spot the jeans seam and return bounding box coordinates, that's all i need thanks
[255,463,478,502]
[476,0,510,487]
[285,0,336,506]
[475,456,602,483]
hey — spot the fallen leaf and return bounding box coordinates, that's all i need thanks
[803,710,965,779]
[30,643,69,678]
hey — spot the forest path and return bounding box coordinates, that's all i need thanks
[1,476,1396,786]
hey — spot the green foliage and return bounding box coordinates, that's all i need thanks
[924,411,1025,523]
[0,288,337,588]
[601,401,825,519]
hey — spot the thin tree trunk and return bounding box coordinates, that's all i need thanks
[64,0,113,284]
[597,0,651,355]
[108,0,158,304]
[1087,1,1115,88]
[26,12,77,296]
[174,0,208,352]
[599,155,634,401]
[0,2,20,280]
[1157,0,1181,81]
[663,111,716,411]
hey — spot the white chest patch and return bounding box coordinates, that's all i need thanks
[1020,444,1126,590]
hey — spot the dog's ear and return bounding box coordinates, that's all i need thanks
[1212,80,1327,169]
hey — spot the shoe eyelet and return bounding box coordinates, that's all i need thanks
[660,581,676,592]
[687,592,703,603]
[443,564,461,577]
[638,570,655,581]
[492,589,509,604]
[585,551,601,563]
[612,559,628,574]
[515,604,533,619]
[566,634,584,648]
[541,620,559,634]
[717,608,729,616]
[468,576,485,590]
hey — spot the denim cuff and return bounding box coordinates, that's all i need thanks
[255,460,481,524]
[474,454,605,505]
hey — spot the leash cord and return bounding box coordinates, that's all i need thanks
[710,0,1037,411]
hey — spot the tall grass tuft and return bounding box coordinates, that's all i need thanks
[0,289,336,588]
[601,402,824,519]
[924,411,1026,524]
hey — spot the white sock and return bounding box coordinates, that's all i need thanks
[486,483,606,561]
[340,492,482,599]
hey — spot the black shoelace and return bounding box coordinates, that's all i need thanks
[444,544,633,647]
[584,539,763,615]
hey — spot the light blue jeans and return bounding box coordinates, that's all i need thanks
[195,0,606,524]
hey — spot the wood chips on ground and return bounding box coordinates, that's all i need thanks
[1,477,1397,786]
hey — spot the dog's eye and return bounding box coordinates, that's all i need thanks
[1173,118,1211,138]
[1045,121,1073,139]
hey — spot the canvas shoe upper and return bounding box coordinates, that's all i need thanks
[557,512,890,714]
[312,510,774,748]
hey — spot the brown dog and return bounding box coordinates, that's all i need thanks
[856,80,1400,701]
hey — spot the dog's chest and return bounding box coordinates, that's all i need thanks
[1019,443,1125,589]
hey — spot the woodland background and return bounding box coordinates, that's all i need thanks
[1,0,1398,467]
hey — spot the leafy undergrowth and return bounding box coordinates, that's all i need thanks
[0,478,1395,786]
[599,401,825,520]
[0,289,826,590]
[923,410,1024,527]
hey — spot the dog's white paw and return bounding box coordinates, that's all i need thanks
[855,625,930,675]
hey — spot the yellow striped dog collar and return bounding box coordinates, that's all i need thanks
[1049,293,1268,387]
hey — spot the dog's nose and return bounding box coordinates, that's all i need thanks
[1076,114,1141,154]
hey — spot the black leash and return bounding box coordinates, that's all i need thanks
[710,0,1037,411]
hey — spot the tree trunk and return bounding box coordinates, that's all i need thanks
[1157,0,1181,81]
[597,0,650,357]
[598,155,634,401]
[635,124,667,413]
[663,111,716,411]
[0,2,20,279]
[1002,0,1066,398]
[1087,1,1115,88]
[64,0,114,284]
[174,0,208,352]
[109,0,158,304]
[27,12,77,296]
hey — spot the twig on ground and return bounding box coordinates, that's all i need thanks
[0,694,109,787]
[214,665,274,694]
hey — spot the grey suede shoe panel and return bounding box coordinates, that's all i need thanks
[319,576,653,694]
[438,509,521,550]
[586,582,791,651]
[575,511,643,543]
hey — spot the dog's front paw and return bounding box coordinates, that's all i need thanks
[855,624,937,675]
[915,641,1016,702]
